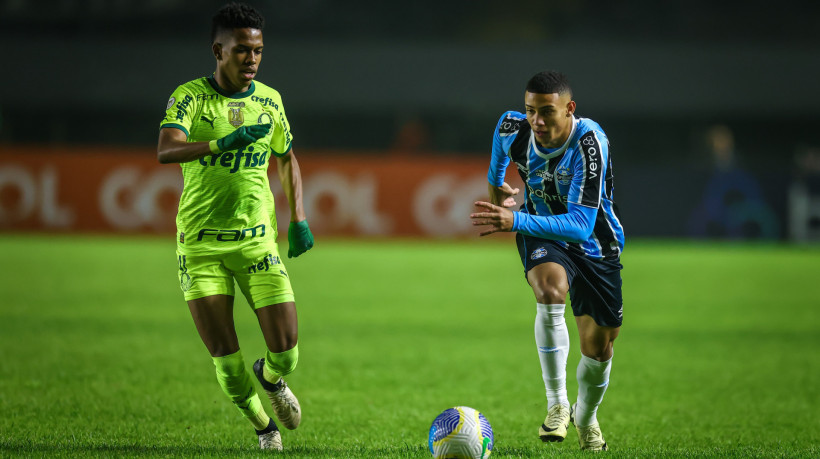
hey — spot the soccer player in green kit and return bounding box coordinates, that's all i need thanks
[157,2,313,451]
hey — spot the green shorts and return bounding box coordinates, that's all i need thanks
[176,240,294,309]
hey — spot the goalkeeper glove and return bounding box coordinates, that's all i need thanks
[209,123,271,153]
[287,220,314,258]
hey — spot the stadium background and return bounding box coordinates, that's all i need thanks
[1,0,820,240]
[1,1,819,457]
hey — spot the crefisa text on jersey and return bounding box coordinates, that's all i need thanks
[251,95,279,110]
[175,95,194,122]
[247,253,281,274]
[198,146,268,173]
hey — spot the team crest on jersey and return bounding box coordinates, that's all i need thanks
[178,255,192,292]
[228,101,245,127]
[556,166,572,185]
[180,272,192,292]
[166,97,176,110]
[531,247,548,260]
[257,112,273,125]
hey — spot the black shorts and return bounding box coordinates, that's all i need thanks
[516,233,624,327]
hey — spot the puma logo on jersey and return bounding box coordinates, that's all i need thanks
[200,115,215,129]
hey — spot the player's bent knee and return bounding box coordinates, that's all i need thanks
[532,283,568,305]
[265,344,299,377]
[581,341,614,362]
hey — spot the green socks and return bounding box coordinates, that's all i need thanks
[262,344,299,383]
[212,350,271,430]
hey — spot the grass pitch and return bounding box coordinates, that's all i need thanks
[0,235,818,458]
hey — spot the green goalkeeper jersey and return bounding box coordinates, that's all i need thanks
[160,75,293,254]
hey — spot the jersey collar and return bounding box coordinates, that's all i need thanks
[206,75,256,99]
[529,116,578,160]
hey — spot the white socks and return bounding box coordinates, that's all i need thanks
[535,303,614,423]
[575,354,612,427]
[534,303,570,409]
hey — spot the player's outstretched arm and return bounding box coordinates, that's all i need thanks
[471,201,596,241]
[513,203,596,243]
[276,149,314,258]
[157,124,271,164]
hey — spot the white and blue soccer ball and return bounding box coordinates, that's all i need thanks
[428,406,494,459]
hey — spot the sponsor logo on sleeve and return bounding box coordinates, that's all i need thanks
[499,114,523,136]
[166,97,176,110]
[175,95,193,122]
[581,133,599,180]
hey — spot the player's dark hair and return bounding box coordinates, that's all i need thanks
[211,2,265,43]
[526,71,572,97]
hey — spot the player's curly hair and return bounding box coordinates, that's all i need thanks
[211,2,266,43]
[526,71,572,97]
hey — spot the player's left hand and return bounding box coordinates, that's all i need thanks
[488,182,519,208]
[470,201,515,236]
[287,220,314,258]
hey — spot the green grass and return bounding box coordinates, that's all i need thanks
[0,235,818,458]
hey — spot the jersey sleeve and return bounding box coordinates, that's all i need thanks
[487,111,519,186]
[568,130,608,208]
[159,84,199,137]
[270,97,294,156]
[512,202,597,243]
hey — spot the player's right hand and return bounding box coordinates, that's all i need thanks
[488,182,519,208]
[471,201,515,236]
[216,123,272,151]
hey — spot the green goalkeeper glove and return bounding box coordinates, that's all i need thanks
[287,220,314,258]
[209,123,271,153]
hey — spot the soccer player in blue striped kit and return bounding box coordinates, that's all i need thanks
[471,70,625,451]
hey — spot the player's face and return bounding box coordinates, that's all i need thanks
[524,91,576,148]
[213,28,264,93]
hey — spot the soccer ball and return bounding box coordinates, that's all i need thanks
[428,406,494,459]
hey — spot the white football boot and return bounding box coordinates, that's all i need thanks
[571,403,608,451]
[539,403,571,442]
[253,358,302,430]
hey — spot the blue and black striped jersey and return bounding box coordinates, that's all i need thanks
[488,111,625,260]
